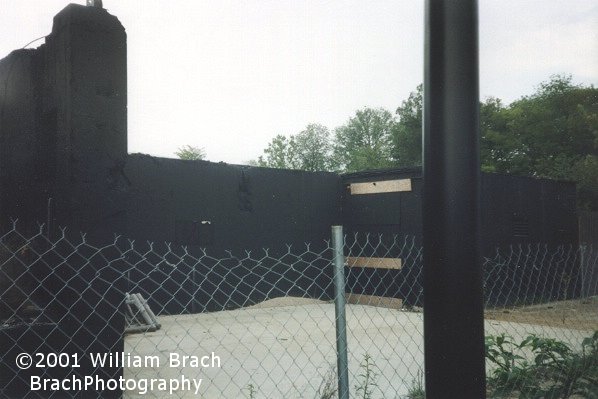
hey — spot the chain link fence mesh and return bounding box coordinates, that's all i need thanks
[1,222,596,398]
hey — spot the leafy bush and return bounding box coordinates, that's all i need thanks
[485,331,598,398]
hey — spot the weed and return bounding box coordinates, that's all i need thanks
[315,366,337,399]
[355,353,379,399]
[246,366,339,399]
[246,383,257,399]
[405,368,425,399]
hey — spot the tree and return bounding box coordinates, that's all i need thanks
[254,124,334,172]
[479,97,528,174]
[292,124,334,171]
[175,145,206,160]
[508,76,596,173]
[501,75,598,209]
[391,77,598,208]
[478,75,598,209]
[333,107,396,172]
[255,134,296,169]
[390,85,525,170]
[393,84,423,167]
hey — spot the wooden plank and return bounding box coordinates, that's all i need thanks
[349,179,411,195]
[345,293,403,309]
[346,257,402,270]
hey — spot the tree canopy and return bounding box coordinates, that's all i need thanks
[333,108,396,173]
[175,145,206,161]
[393,84,423,167]
[254,124,334,172]
[481,75,598,209]
[251,75,598,209]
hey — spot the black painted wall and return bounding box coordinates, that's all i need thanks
[341,167,578,250]
[121,156,341,314]
[340,167,579,305]
[0,5,126,397]
[124,155,341,253]
[0,49,49,234]
[341,167,423,239]
[122,156,341,314]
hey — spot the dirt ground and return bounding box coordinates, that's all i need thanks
[484,296,598,331]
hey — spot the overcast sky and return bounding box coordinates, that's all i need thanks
[1,1,597,164]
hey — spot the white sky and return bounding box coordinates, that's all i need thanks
[1,1,597,164]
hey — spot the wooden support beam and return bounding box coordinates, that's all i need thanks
[349,179,412,195]
[346,257,402,270]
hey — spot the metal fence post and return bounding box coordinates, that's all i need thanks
[332,225,350,399]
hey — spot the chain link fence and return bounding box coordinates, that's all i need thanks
[1,222,597,398]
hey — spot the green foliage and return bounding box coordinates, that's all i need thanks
[355,353,379,399]
[482,75,598,209]
[393,84,423,167]
[485,331,598,398]
[480,97,526,174]
[333,108,396,172]
[255,134,295,169]
[485,334,543,397]
[254,124,335,172]
[293,124,336,171]
[175,145,206,160]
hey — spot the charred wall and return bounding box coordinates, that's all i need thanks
[124,155,341,253]
[0,49,48,232]
[0,5,126,398]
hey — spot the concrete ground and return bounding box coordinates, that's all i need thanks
[124,299,592,398]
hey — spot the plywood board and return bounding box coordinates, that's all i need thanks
[349,179,412,195]
[345,293,403,309]
[346,257,402,270]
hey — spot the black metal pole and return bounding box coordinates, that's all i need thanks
[422,1,486,398]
